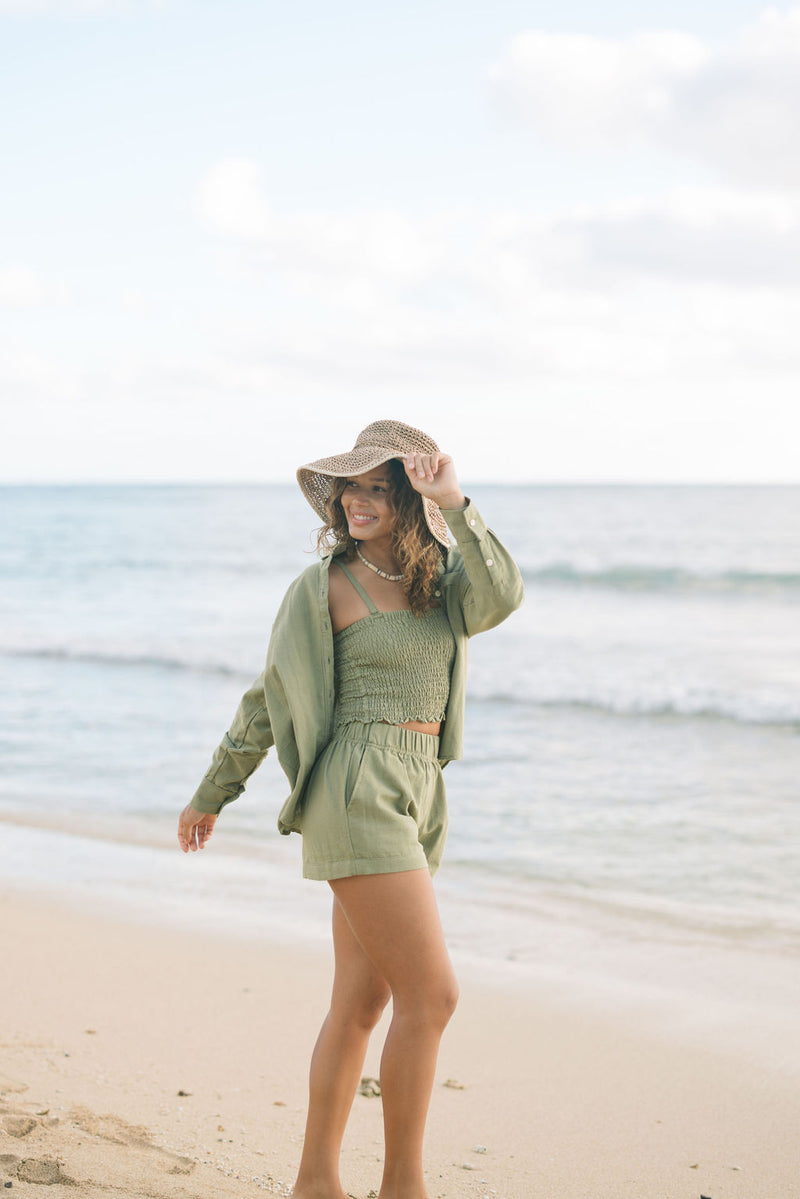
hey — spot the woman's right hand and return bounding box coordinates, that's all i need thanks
[177,804,218,853]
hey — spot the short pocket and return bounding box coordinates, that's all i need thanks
[343,741,369,810]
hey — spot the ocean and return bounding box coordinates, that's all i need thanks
[3,483,799,1014]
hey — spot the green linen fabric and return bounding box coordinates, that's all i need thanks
[189,499,524,834]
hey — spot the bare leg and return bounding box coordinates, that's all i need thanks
[292,897,392,1199]
[330,869,459,1199]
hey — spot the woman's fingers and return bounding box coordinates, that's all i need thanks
[405,453,427,481]
[177,819,198,853]
[404,453,461,507]
[197,819,215,848]
[177,806,216,853]
[405,453,441,483]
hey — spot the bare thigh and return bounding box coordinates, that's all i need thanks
[329,869,458,1004]
[330,896,392,1020]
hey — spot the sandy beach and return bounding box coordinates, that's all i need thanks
[2,886,799,1199]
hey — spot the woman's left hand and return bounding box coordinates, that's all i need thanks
[404,453,467,511]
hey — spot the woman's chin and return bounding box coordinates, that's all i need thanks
[349,521,379,539]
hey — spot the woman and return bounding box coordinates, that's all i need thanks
[177,420,523,1199]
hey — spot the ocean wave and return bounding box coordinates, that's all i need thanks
[521,563,800,594]
[5,645,799,729]
[440,868,800,950]
[3,645,249,678]
[0,556,300,581]
[4,558,797,594]
[468,691,800,730]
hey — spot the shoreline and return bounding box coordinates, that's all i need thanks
[5,818,800,1024]
[2,884,800,1198]
[5,817,800,1079]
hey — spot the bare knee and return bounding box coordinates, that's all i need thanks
[358,982,393,1029]
[334,982,392,1033]
[395,973,459,1031]
[436,975,460,1025]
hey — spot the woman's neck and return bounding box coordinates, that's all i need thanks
[354,542,402,578]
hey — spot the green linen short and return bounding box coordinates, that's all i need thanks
[300,721,448,881]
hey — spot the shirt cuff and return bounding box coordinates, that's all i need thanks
[191,779,237,815]
[441,497,487,542]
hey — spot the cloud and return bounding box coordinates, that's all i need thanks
[489,28,706,148]
[537,188,800,288]
[490,7,800,186]
[196,153,800,299]
[195,158,270,240]
[0,266,45,306]
[188,150,800,407]
[11,129,800,482]
[196,158,445,290]
[4,312,797,483]
[3,257,798,484]
[0,265,69,307]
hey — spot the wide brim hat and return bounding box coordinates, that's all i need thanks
[297,419,451,549]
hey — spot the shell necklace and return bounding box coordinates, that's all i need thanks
[356,546,404,582]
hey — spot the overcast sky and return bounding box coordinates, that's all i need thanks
[2,0,799,483]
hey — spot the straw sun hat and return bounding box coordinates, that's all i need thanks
[297,419,451,548]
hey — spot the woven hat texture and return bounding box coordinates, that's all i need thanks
[297,419,450,548]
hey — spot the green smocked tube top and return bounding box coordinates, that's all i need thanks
[332,561,456,730]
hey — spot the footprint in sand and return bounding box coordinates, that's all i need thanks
[2,1098,196,1189]
[1,1102,195,1190]
[2,1116,38,1138]
[1,1155,73,1186]
[69,1107,195,1175]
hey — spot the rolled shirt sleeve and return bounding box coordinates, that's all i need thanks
[190,672,275,815]
[441,498,524,635]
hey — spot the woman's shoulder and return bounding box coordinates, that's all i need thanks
[277,551,340,607]
[268,556,335,659]
[294,556,332,582]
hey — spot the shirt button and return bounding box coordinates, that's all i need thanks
[486,558,494,567]
[469,518,476,527]
[434,590,441,597]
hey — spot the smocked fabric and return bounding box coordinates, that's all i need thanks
[333,606,455,728]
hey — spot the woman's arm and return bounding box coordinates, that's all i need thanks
[177,670,275,851]
[404,451,524,635]
[442,500,524,634]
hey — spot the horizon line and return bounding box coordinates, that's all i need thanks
[2,478,799,488]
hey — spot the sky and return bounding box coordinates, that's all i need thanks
[2,0,799,483]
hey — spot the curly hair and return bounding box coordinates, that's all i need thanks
[315,458,446,615]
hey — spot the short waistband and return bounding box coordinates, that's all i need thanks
[334,720,441,759]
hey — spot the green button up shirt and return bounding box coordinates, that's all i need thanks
[190,500,524,834]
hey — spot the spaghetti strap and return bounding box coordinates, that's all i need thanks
[335,560,380,614]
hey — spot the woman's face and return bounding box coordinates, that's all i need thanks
[339,468,398,547]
